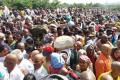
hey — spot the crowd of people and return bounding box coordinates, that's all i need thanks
[0,6,120,80]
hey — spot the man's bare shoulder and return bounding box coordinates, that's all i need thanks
[100,72,113,80]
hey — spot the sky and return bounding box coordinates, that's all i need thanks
[54,0,120,4]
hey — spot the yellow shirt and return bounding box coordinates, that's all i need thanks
[117,76,120,80]
[98,71,120,80]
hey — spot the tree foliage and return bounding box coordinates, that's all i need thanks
[1,0,60,9]
[92,3,103,7]
[1,0,120,11]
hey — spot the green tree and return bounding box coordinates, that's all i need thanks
[85,3,93,8]
[50,0,60,8]
[61,3,70,8]
[0,0,3,6]
[92,3,103,8]
[78,3,85,8]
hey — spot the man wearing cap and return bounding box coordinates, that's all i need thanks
[42,44,54,57]
[78,55,96,80]
[49,52,65,74]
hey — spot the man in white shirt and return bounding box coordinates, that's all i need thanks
[10,49,34,75]
[4,54,24,80]
[17,42,27,59]
[29,50,39,62]
[33,54,48,80]
[0,67,8,80]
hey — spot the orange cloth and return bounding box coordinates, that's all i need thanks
[95,53,112,79]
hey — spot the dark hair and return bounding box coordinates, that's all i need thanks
[0,44,5,53]
[118,34,120,40]
[86,45,94,52]
[23,73,36,80]
[61,51,68,56]
[111,48,120,61]
[35,42,43,48]
[26,38,34,45]
[25,46,35,54]
[63,27,69,35]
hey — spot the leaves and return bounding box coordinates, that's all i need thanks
[1,0,120,11]
[1,0,60,9]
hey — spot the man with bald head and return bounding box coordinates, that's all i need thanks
[17,42,27,59]
[96,34,113,52]
[80,70,96,80]
[95,44,112,78]
[17,42,25,52]
[11,49,34,75]
[98,61,120,80]
[33,54,48,80]
[4,54,24,80]
[29,50,39,62]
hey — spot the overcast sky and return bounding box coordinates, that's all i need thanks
[54,0,120,4]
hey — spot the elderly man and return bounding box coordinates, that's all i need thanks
[80,70,96,80]
[29,50,39,62]
[4,54,24,80]
[95,44,112,78]
[98,61,120,80]
[10,49,34,75]
[33,54,48,80]
[17,42,27,58]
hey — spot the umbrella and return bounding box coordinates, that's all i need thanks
[54,36,75,50]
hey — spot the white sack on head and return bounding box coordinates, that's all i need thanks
[54,36,75,50]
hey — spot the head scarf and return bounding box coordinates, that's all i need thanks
[43,44,54,57]
[79,55,91,63]
[50,53,65,69]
